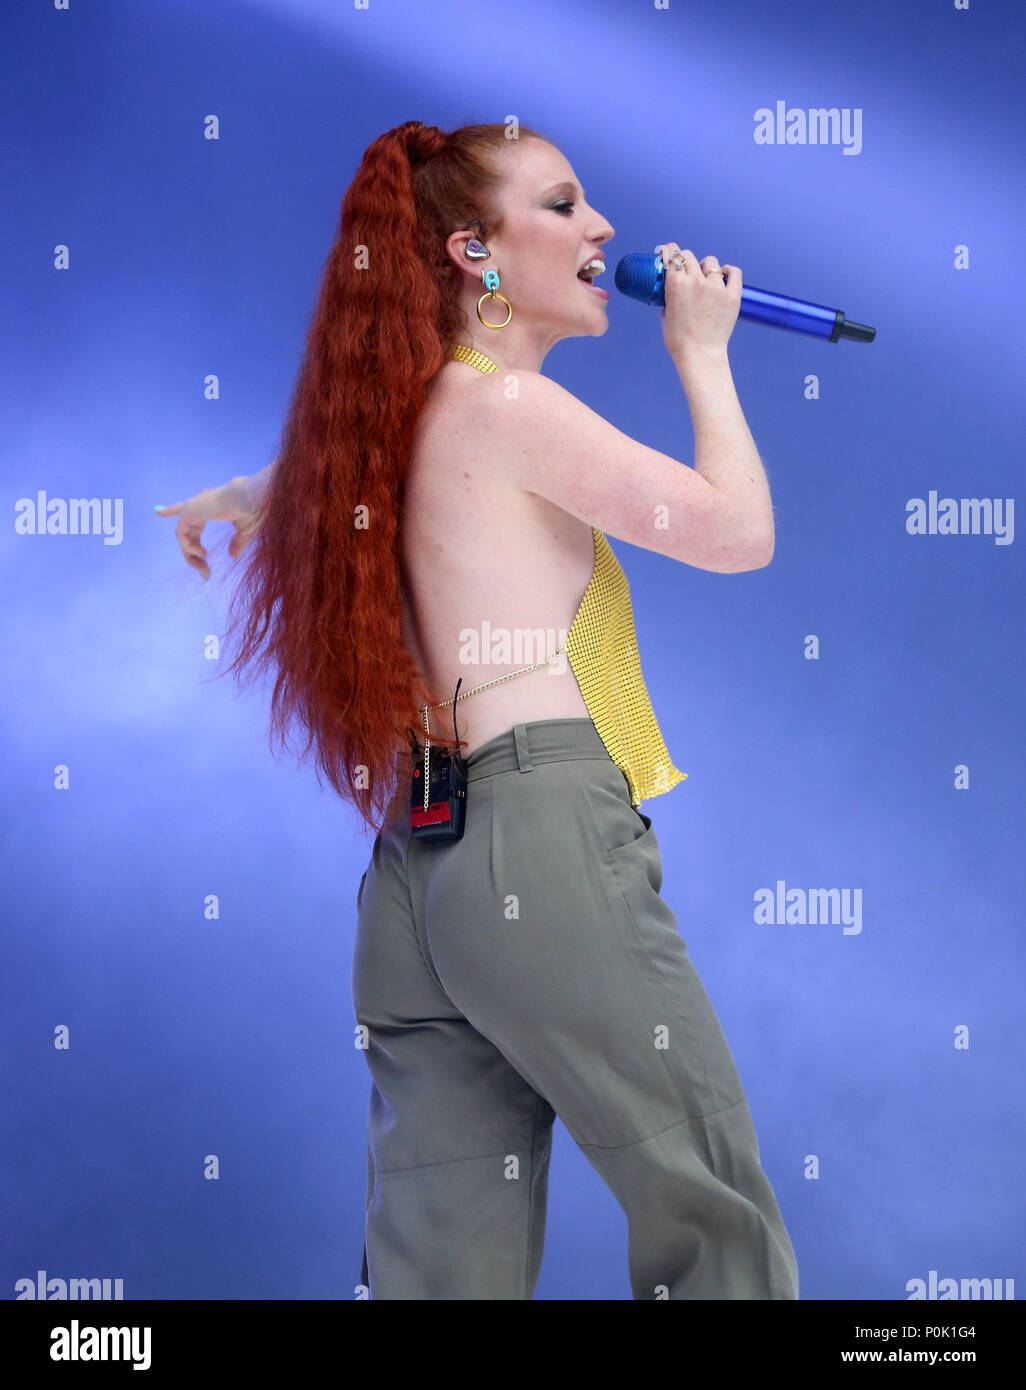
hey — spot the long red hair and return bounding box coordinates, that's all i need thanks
[220,120,546,835]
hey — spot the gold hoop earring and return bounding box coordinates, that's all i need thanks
[476,268,513,329]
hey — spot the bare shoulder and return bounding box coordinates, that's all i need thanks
[419,366,569,473]
[451,367,767,573]
[462,366,578,423]
[457,368,603,469]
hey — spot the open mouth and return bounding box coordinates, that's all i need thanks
[577,259,609,300]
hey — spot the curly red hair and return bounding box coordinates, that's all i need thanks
[220,120,547,835]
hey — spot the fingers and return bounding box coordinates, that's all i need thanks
[156,503,210,578]
[181,532,210,576]
[156,491,231,580]
[699,255,741,293]
[718,262,742,295]
[655,244,701,275]
[179,527,210,578]
[227,519,257,559]
[655,242,691,274]
[655,243,743,359]
[655,244,735,280]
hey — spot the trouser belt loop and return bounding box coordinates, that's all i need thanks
[513,723,533,774]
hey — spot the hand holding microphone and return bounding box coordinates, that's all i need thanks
[654,242,742,364]
[619,248,876,344]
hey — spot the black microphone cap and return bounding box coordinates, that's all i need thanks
[835,316,876,343]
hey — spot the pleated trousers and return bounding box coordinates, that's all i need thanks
[352,717,799,1300]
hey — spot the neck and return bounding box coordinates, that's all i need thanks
[451,314,560,374]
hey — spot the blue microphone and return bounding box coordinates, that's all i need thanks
[614,253,876,343]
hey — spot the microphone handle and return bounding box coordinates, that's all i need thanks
[739,284,875,343]
[635,258,875,343]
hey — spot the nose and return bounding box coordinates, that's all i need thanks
[591,215,615,246]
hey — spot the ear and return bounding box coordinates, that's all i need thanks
[444,227,490,284]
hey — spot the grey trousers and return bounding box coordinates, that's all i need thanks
[352,717,799,1300]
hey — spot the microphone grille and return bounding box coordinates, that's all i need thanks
[614,253,660,304]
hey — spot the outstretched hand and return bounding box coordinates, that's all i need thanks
[155,476,263,580]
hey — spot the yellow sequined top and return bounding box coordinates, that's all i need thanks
[441,344,687,808]
[566,527,686,807]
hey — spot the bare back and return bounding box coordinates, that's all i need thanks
[400,362,594,756]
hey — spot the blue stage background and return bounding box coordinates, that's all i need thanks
[3,0,1023,1300]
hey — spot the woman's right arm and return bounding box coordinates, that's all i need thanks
[474,244,774,574]
[155,458,277,579]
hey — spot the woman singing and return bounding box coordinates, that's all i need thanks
[157,119,798,1301]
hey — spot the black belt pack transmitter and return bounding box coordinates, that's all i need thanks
[410,678,467,844]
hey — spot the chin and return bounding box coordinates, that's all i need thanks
[551,307,609,342]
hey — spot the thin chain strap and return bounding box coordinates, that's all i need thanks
[416,642,566,812]
[420,639,567,726]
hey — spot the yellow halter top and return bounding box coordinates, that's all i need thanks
[433,345,687,808]
[565,525,686,806]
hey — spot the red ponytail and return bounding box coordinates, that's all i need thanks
[219,120,546,835]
